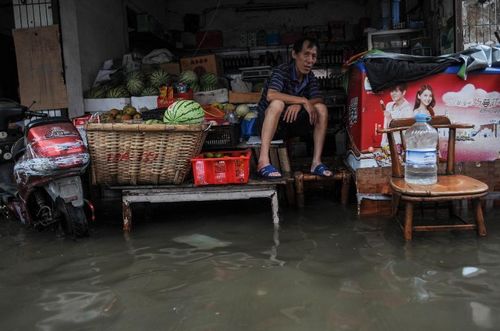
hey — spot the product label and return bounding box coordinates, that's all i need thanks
[406,148,437,165]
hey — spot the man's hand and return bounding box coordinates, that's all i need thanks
[303,98,317,125]
[283,104,301,123]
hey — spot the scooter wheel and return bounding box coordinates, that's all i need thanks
[57,198,89,238]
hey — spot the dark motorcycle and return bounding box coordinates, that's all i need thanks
[0,99,91,237]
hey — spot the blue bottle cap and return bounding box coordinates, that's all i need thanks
[415,113,431,122]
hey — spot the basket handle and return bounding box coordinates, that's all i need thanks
[204,122,214,132]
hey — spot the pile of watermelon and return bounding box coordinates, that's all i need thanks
[85,68,172,99]
[178,70,220,92]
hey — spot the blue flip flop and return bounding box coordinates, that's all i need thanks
[311,163,333,177]
[258,164,282,179]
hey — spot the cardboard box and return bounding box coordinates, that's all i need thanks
[193,88,228,105]
[346,63,500,162]
[84,98,131,113]
[180,54,222,76]
[228,91,261,104]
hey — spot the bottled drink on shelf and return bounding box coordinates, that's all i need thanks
[404,113,438,185]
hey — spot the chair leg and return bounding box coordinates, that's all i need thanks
[473,199,487,237]
[404,201,414,241]
[391,193,401,217]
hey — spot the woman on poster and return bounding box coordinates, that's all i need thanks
[413,84,436,117]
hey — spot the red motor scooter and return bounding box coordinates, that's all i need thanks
[0,99,91,237]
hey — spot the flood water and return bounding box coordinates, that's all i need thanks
[0,196,499,331]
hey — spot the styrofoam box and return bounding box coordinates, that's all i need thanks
[84,98,131,112]
[193,88,228,105]
[131,96,158,110]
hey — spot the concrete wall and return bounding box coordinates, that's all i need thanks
[164,0,372,47]
[76,0,128,90]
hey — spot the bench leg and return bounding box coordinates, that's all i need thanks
[294,172,304,208]
[271,191,280,224]
[123,200,132,232]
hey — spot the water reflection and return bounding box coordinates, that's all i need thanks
[0,199,499,330]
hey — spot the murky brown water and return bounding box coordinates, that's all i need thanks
[1,196,499,331]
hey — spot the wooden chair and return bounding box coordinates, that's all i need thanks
[378,116,488,241]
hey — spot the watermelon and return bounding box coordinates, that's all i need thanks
[200,73,217,87]
[149,69,170,88]
[201,84,217,92]
[163,100,204,124]
[106,86,130,98]
[179,70,198,85]
[190,82,200,93]
[126,78,145,96]
[86,86,107,98]
[141,86,159,96]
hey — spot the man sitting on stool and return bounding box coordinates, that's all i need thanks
[257,37,332,178]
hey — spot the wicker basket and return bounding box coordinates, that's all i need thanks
[86,123,207,185]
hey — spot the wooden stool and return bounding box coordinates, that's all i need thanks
[245,143,296,205]
[294,168,351,208]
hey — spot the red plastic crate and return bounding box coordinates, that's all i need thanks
[191,149,251,186]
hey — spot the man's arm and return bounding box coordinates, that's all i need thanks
[266,89,319,124]
[267,89,323,106]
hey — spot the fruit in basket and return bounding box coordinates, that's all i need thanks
[122,114,132,121]
[163,100,205,124]
[109,108,120,117]
[133,113,142,120]
[123,105,137,116]
[214,153,224,158]
[149,69,170,88]
[204,152,214,158]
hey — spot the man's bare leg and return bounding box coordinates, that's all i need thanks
[258,100,285,176]
[311,103,332,176]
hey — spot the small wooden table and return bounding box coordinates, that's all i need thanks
[116,179,283,232]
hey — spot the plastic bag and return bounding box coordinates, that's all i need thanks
[240,118,257,140]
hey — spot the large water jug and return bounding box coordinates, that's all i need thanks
[404,113,438,185]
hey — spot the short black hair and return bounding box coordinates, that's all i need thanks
[292,37,319,54]
[392,83,407,92]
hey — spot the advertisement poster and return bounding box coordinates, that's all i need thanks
[347,63,500,162]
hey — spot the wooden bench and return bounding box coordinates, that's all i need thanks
[113,178,284,232]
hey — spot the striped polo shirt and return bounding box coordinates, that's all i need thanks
[257,61,322,116]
